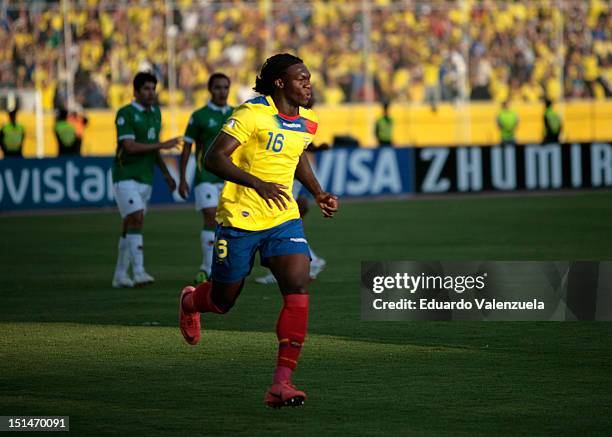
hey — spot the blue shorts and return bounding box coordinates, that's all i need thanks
[211,219,310,283]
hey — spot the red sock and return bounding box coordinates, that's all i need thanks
[273,366,293,385]
[274,293,309,379]
[184,281,224,314]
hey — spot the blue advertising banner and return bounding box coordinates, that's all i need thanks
[3,142,609,211]
[0,155,196,212]
[415,142,612,193]
[310,147,415,197]
[0,157,115,211]
[0,148,415,212]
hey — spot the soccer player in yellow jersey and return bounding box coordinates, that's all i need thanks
[178,54,338,408]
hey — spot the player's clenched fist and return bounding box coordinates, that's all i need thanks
[315,192,338,218]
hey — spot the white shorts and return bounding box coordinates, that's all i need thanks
[195,182,224,210]
[113,180,152,218]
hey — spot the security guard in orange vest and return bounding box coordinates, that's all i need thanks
[0,109,25,158]
[67,108,88,152]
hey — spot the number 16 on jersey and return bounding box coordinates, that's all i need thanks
[265,132,284,153]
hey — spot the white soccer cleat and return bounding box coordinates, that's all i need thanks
[133,271,155,287]
[255,273,277,284]
[310,257,326,279]
[112,273,134,288]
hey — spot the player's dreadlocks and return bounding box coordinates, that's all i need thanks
[254,53,303,96]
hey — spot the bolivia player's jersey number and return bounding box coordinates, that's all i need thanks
[265,132,284,152]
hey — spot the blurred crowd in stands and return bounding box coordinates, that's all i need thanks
[0,0,611,110]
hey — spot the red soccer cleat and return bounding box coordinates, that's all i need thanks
[264,381,307,408]
[179,286,200,345]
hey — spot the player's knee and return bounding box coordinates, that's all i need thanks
[214,297,235,314]
[211,280,244,314]
[211,290,238,314]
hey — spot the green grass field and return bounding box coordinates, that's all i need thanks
[1,192,611,436]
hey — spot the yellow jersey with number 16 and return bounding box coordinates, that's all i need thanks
[217,95,318,231]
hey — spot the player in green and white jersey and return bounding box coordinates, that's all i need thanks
[111,72,182,288]
[178,73,233,283]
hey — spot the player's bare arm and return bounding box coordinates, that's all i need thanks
[205,131,292,210]
[178,139,193,199]
[295,152,338,218]
[121,137,182,155]
[156,152,177,192]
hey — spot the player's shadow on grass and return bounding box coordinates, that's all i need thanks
[2,274,595,354]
